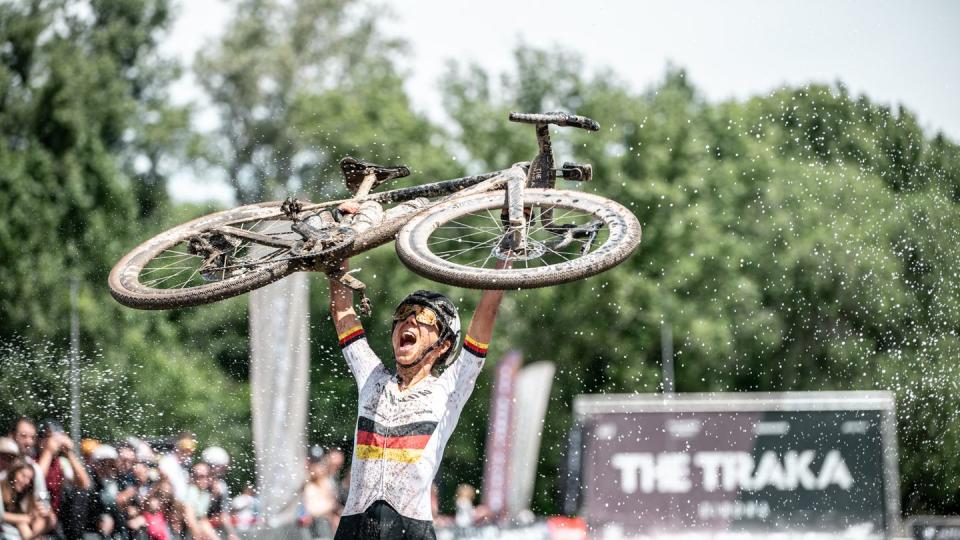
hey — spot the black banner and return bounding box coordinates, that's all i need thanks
[573,392,899,539]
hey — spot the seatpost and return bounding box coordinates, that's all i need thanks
[353,171,378,199]
[527,124,557,189]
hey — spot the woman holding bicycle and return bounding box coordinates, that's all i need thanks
[327,253,507,539]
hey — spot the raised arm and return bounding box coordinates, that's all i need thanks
[463,260,510,355]
[328,260,360,339]
[464,288,506,348]
[328,259,380,385]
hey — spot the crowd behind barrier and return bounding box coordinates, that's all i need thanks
[0,418,493,540]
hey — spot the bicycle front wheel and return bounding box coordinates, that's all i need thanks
[395,189,641,289]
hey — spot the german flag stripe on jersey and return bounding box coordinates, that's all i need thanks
[356,431,431,450]
[463,335,488,357]
[355,445,423,463]
[338,325,365,348]
[355,416,436,463]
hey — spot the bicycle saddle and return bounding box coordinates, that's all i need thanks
[339,156,410,194]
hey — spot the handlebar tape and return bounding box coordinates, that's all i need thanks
[508,112,600,132]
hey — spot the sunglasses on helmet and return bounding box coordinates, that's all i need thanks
[393,304,440,328]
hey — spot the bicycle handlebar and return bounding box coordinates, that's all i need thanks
[508,112,600,132]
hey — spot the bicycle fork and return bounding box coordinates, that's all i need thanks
[502,166,528,254]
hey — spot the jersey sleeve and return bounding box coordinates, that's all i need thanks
[439,334,488,410]
[338,324,381,388]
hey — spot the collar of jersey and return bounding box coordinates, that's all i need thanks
[392,372,438,392]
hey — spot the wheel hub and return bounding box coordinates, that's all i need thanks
[493,238,547,261]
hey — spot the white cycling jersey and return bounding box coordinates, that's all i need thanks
[337,325,489,521]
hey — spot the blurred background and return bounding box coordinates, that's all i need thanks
[1,0,959,536]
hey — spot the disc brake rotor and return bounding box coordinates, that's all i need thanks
[493,238,548,261]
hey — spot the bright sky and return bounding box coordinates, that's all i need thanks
[165,0,960,202]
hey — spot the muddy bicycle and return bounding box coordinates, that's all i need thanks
[108,112,642,311]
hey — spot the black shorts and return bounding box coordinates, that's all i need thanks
[334,500,436,540]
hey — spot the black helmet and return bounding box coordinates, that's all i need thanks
[394,290,461,366]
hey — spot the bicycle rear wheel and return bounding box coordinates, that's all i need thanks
[108,202,342,310]
[395,189,641,289]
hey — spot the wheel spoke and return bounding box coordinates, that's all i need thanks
[432,235,502,258]
[428,228,505,244]
[143,267,191,288]
[428,235,500,247]
[140,266,196,275]
[152,251,200,260]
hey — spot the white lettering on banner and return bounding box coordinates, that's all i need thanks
[724,452,754,491]
[750,450,787,490]
[611,450,854,494]
[816,450,854,490]
[693,452,722,492]
[611,453,653,494]
[784,450,817,490]
[697,500,771,520]
[657,453,692,493]
[611,453,691,493]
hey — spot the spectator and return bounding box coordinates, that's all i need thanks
[200,447,238,540]
[157,434,193,503]
[36,420,91,515]
[230,486,258,532]
[0,437,19,472]
[123,503,149,540]
[142,475,190,540]
[182,463,216,540]
[82,512,123,540]
[139,494,170,540]
[454,484,475,528]
[130,461,156,505]
[85,445,125,537]
[300,448,339,538]
[7,419,52,519]
[1,459,51,540]
[117,443,137,489]
[35,421,91,539]
[114,443,140,520]
[322,448,346,506]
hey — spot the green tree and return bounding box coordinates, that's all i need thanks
[0,0,247,464]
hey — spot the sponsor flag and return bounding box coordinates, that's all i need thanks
[482,351,522,517]
[507,361,556,516]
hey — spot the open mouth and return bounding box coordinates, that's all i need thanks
[398,329,418,353]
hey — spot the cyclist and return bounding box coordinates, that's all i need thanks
[327,256,507,539]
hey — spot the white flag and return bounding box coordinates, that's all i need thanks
[249,272,310,527]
